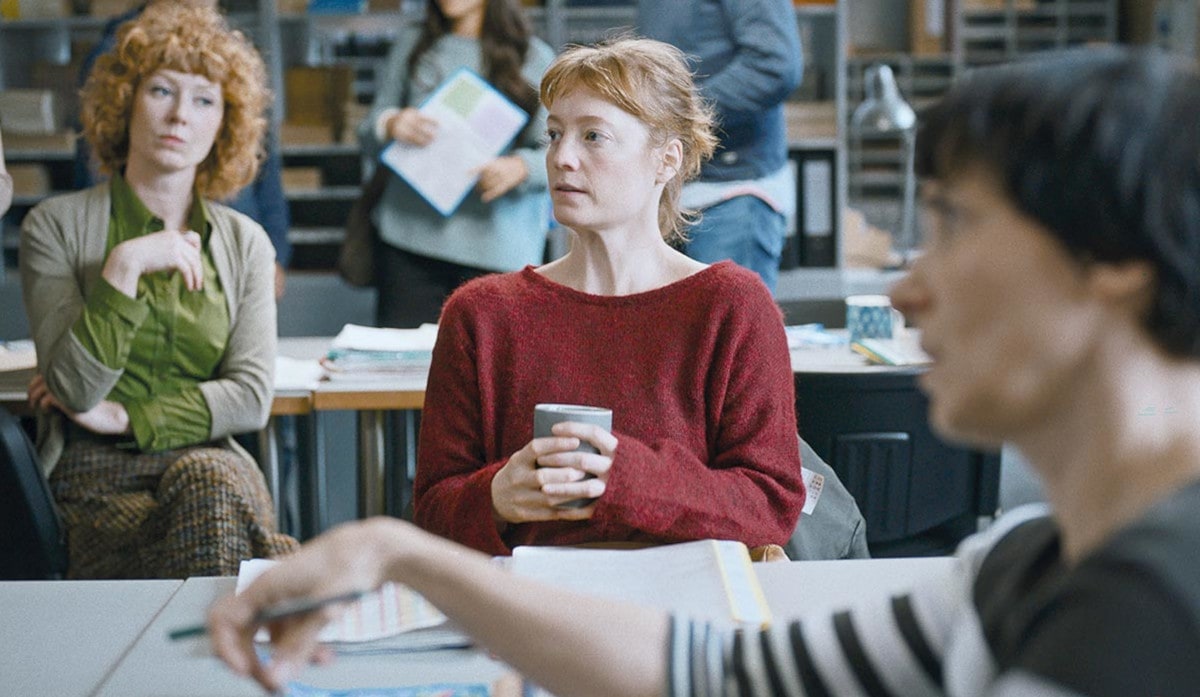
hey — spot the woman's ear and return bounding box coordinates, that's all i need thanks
[656,138,683,185]
[1088,259,1156,314]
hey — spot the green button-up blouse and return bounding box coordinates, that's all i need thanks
[70,174,230,451]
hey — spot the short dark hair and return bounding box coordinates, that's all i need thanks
[916,47,1200,359]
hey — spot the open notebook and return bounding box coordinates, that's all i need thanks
[236,559,470,654]
[510,539,772,628]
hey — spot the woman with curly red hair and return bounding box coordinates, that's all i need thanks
[19,2,297,579]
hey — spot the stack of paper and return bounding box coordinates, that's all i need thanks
[320,323,438,382]
[236,559,470,654]
[0,340,37,395]
[510,539,772,628]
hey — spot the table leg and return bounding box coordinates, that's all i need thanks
[256,417,284,532]
[385,410,418,519]
[299,412,328,540]
[358,409,387,518]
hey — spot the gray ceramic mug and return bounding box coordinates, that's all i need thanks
[533,403,612,509]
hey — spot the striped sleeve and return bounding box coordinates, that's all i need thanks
[670,584,956,697]
[668,508,1051,697]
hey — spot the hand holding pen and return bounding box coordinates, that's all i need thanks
[206,520,403,693]
[169,589,368,641]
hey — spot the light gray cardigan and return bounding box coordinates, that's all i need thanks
[19,183,277,474]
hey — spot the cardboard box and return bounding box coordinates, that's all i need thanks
[0,89,58,134]
[6,163,50,197]
[87,0,141,17]
[282,167,322,192]
[0,0,70,19]
[2,131,77,154]
[785,101,838,142]
[961,0,1035,10]
[910,0,948,56]
[280,122,335,147]
[285,65,353,138]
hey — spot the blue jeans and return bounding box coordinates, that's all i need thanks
[685,195,784,293]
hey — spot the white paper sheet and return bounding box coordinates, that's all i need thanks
[380,68,529,216]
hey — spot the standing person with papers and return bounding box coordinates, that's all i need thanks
[0,125,11,217]
[411,38,805,555]
[358,0,555,328]
[211,47,1200,697]
[19,4,296,578]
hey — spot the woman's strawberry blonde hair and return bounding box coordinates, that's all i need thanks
[80,2,269,201]
[539,36,718,242]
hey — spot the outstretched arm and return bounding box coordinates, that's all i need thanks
[208,517,669,697]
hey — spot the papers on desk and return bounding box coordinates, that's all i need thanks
[275,356,326,391]
[785,323,848,348]
[380,69,530,216]
[237,559,469,653]
[511,539,771,628]
[851,334,933,366]
[332,324,439,352]
[0,340,36,395]
[322,324,437,381]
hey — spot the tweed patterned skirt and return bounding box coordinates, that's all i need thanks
[48,440,299,579]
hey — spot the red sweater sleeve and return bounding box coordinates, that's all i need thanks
[412,293,514,555]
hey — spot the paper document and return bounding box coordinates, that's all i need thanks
[0,340,36,373]
[332,323,439,352]
[236,559,464,650]
[274,356,326,391]
[380,68,529,216]
[511,539,771,627]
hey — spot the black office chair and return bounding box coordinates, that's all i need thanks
[0,407,68,579]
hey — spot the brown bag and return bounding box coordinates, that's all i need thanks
[337,167,389,287]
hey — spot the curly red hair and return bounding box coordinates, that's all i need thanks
[80,2,269,200]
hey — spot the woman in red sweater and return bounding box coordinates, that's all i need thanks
[411,38,806,555]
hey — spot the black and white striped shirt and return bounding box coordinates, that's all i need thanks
[670,480,1200,697]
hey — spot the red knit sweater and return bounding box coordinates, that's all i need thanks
[412,262,805,555]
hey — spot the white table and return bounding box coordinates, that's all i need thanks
[86,556,953,696]
[0,579,182,697]
[94,577,509,697]
[757,556,956,619]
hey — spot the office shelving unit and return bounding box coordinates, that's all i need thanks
[2,1,853,281]
[953,0,1118,69]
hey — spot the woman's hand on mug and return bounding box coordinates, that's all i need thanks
[473,155,528,203]
[386,108,437,147]
[102,229,204,297]
[491,434,605,523]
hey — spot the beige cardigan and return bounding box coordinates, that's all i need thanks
[19,183,277,474]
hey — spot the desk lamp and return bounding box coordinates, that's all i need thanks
[850,64,919,267]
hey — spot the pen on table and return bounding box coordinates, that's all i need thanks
[168,589,368,641]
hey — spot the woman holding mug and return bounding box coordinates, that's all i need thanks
[412,37,805,554]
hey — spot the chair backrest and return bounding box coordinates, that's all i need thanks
[785,435,871,560]
[0,407,68,579]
